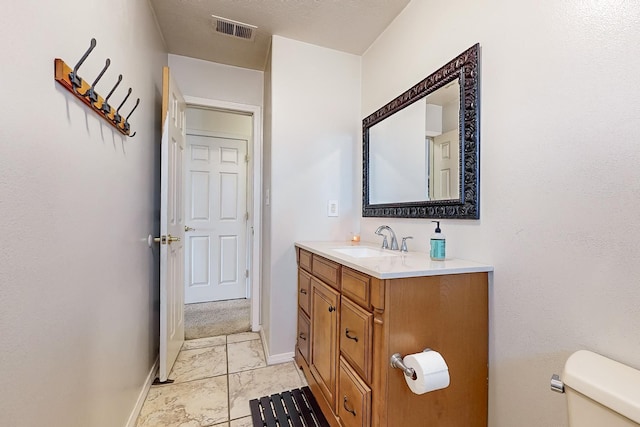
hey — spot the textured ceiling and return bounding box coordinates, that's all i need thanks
[149,0,411,70]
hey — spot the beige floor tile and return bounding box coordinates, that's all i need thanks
[228,361,306,420]
[170,345,227,383]
[182,335,226,350]
[226,332,260,344]
[230,416,253,427]
[212,423,229,427]
[136,376,228,427]
[227,339,266,373]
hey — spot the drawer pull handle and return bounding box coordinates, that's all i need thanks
[345,328,359,342]
[299,333,307,341]
[300,289,307,294]
[343,396,356,416]
[328,306,336,312]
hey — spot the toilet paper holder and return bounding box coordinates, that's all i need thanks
[390,349,432,380]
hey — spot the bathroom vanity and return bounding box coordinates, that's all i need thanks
[294,241,493,427]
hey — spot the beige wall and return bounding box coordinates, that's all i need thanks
[0,1,167,426]
[262,45,274,349]
[263,36,361,358]
[361,1,640,426]
[168,54,264,107]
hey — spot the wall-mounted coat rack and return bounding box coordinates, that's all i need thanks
[54,38,139,137]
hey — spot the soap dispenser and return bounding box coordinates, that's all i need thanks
[430,221,446,261]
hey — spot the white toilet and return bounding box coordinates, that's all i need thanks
[557,350,640,426]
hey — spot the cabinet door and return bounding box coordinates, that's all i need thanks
[310,276,340,411]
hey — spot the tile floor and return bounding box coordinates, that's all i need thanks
[136,332,307,427]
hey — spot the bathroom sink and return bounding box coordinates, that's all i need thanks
[333,247,399,258]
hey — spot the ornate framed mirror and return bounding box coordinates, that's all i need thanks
[363,43,480,219]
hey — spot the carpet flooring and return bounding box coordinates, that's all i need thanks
[184,299,251,339]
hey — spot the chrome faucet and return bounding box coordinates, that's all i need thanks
[400,236,413,252]
[375,225,399,250]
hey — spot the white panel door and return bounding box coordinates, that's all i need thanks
[158,67,186,382]
[184,134,248,303]
[431,129,460,200]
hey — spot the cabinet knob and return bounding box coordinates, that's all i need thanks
[328,306,336,312]
[300,289,307,295]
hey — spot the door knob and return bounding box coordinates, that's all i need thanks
[151,234,181,245]
[185,226,195,232]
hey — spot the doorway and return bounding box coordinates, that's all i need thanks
[183,97,262,336]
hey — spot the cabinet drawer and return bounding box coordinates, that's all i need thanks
[312,255,341,290]
[298,268,311,316]
[340,296,373,383]
[299,249,312,273]
[338,357,371,427]
[341,267,370,309]
[297,311,310,364]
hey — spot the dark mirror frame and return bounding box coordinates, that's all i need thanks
[363,43,480,219]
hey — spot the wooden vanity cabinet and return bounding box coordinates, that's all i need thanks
[297,310,310,363]
[298,269,311,317]
[339,295,373,384]
[338,357,371,427]
[310,276,340,412]
[295,247,489,427]
[297,268,312,365]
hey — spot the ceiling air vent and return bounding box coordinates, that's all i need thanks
[212,15,257,41]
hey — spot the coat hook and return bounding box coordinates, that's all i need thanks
[126,98,140,121]
[124,98,140,136]
[101,74,122,116]
[80,58,111,102]
[113,87,132,126]
[69,38,96,90]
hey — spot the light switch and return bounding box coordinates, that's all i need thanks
[328,200,338,217]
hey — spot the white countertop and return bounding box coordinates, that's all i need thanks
[295,241,493,279]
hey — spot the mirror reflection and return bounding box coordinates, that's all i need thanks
[368,79,460,204]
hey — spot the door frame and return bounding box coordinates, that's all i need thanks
[184,95,262,332]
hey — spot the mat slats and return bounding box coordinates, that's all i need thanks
[301,386,329,425]
[259,396,277,427]
[281,391,304,427]
[271,393,290,426]
[292,388,316,427]
[249,399,264,427]
[250,387,329,427]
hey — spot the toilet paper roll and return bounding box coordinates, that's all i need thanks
[403,350,450,395]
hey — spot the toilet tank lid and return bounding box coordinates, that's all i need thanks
[563,350,640,423]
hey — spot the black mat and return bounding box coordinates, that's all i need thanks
[249,386,330,427]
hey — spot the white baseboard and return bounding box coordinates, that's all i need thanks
[267,351,295,365]
[260,329,295,365]
[126,357,158,427]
